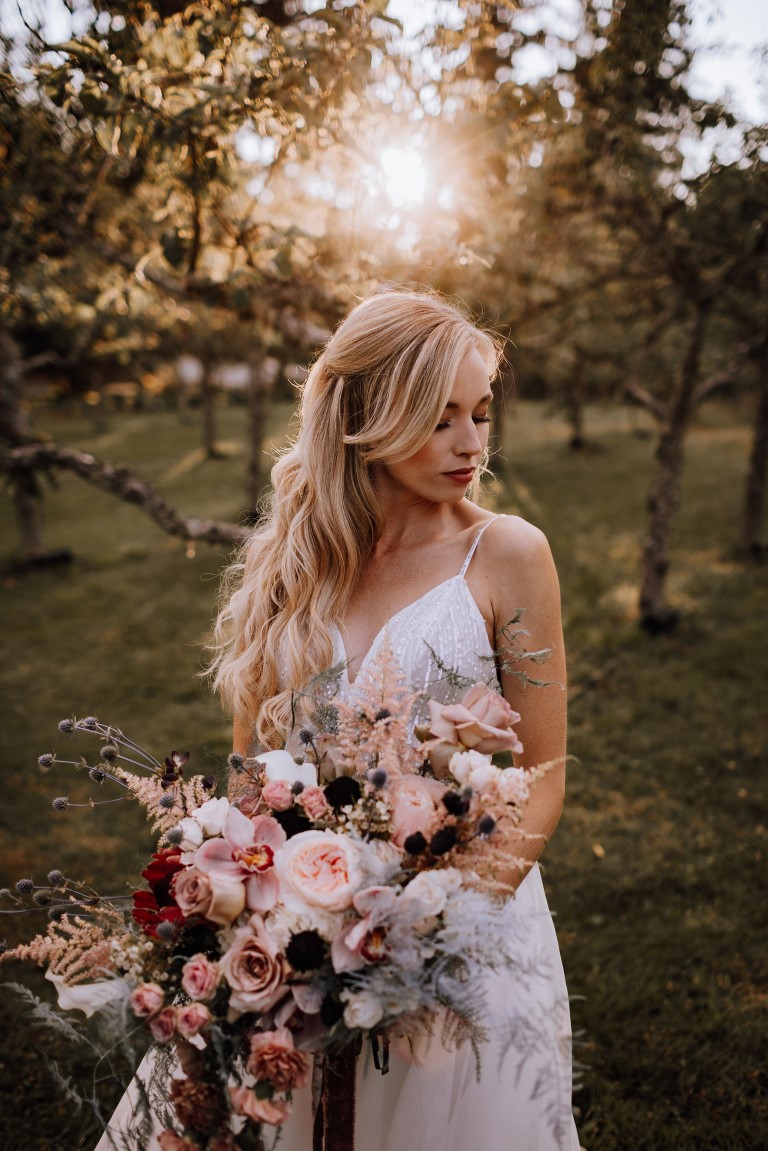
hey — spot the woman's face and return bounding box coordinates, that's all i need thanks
[378,348,492,505]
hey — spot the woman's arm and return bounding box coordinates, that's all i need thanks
[228,717,252,803]
[483,516,568,876]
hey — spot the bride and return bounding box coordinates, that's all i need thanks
[97,290,580,1150]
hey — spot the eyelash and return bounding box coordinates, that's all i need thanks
[435,416,491,431]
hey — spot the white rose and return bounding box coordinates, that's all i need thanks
[256,749,318,788]
[448,749,492,786]
[178,816,204,856]
[401,867,463,916]
[193,796,231,837]
[468,763,501,795]
[341,989,384,1030]
[497,767,530,807]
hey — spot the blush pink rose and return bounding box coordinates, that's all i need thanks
[246,1027,310,1092]
[148,1005,177,1044]
[180,953,220,1001]
[173,867,246,926]
[275,831,363,912]
[261,779,294,811]
[428,682,523,760]
[176,1002,212,1039]
[297,786,329,822]
[388,776,446,849]
[219,913,287,1017]
[129,982,165,1018]
[229,1085,292,1126]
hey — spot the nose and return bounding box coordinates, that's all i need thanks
[456,418,483,458]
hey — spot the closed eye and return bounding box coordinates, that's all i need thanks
[435,415,491,431]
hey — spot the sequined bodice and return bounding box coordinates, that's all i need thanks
[330,519,501,714]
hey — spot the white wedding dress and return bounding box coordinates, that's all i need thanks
[276,519,580,1151]
[96,520,580,1151]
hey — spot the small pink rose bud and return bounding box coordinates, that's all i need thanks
[261,779,294,812]
[176,1002,212,1039]
[129,982,165,1018]
[147,1005,177,1044]
[180,953,219,1001]
[298,786,329,822]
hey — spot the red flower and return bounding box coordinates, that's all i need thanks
[132,848,185,938]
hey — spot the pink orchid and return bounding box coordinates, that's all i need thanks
[331,886,397,973]
[195,808,286,914]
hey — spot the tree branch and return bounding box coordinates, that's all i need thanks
[622,304,683,421]
[2,444,249,547]
[694,326,768,403]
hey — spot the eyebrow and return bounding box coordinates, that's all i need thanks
[443,393,493,409]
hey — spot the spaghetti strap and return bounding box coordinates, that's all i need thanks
[459,515,500,578]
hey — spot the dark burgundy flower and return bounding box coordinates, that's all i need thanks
[324,776,361,811]
[161,750,190,789]
[442,790,470,816]
[403,831,427,855]
[429,826,458,856]
[272,806,312,838]
[285,929,327,972]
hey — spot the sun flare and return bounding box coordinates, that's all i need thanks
[380,146,428,206]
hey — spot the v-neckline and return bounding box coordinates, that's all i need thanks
[335,574,465,686]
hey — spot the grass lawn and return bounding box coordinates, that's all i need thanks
[1,398,766,1150]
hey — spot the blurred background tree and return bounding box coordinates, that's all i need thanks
[1,0,766,592]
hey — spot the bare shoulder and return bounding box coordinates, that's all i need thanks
[474,514,561,634]
[483,515,557,580]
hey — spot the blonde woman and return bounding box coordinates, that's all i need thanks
[211,290,580,1151]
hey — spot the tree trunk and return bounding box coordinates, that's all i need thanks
[566,365,586,450]
[638,301,711,630]
[0,328,47,561]
[743,345,768,558]
[200,362,219,460]
[245,356,277,518]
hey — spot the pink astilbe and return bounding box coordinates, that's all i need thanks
[114,769,216,838]
[333,635,423,779]
[1,908,121,984]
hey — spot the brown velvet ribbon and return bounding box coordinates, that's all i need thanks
[312,1039,361,1151]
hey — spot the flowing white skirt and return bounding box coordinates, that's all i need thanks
[95,866,580,1151]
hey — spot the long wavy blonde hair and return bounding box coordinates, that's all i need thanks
[209,289,502,748]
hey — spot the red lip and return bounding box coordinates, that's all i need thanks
[444,469,475,483]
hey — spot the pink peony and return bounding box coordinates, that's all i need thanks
[148,1005,177,1044]
[275,830,363,912]
[388,776,446,849]
[261,779,294,811]
[180,953,220,1001]
[173,866,246,926]
[230,1085,292,1126]
[219,913,287,1017]
[129,982,165,1018]
[176,1002,212,1039]
[246,1027,310,1092]
[297,786,329,822]
[195,809,286,914]
[427,682,523,772]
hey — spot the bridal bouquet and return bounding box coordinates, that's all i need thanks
[3,642,541,1151]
